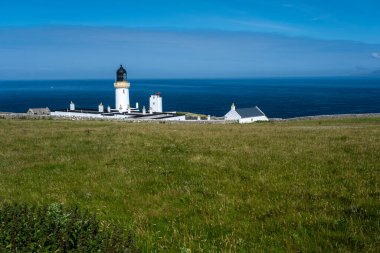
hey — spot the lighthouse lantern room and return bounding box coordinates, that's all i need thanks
[114,65,130,112]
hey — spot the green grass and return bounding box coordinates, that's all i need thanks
[0,118,379,252]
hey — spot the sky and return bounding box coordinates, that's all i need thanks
[0,0,380,79]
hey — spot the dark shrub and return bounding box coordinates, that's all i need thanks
[0,203,138,252]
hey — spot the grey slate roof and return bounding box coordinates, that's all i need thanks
[236,106,265,118]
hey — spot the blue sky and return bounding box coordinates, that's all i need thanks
[1,0,380,79]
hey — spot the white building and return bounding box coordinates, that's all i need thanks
[149,93,163,113]
[50,65,192,122]
[224,103,269,123]
[114,65,130,112]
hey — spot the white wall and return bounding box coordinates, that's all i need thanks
[51,111,103,118]
[239,115,269,123]
[224,110,241,121]
[51,111,136,119]
[162,115,186,121]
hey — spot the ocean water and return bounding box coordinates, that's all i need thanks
[0,77,380,118]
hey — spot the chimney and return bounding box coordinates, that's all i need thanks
[142,106,146,115]
[98,102,104,113]
[231,103,236,111]
[149,107,153,114]
[70,101,75,111]
[207,115,211,121]
[135,102,139,109]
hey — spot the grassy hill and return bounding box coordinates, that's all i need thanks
[0,118,379,252]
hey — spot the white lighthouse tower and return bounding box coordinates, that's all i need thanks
[114,65,130,112]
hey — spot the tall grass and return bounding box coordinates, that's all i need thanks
[0,118,379,252]
[0,203,137,252]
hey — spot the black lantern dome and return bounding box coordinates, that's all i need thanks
[116,65,127,82]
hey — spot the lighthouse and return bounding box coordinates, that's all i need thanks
[114,65,130,112]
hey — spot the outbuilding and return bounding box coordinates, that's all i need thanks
[224,103,269,123]
[27,107,51,115]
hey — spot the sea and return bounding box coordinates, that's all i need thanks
[0,77,380,118]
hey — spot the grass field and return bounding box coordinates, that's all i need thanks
[0,118,379,252]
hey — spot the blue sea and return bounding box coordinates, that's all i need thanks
[0,77,380,118]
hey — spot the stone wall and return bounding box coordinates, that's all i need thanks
[0,112,236,124]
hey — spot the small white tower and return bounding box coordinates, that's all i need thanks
[149,93,163,113]
[98,102,104,113]
[114,65,130,112]
[70,101,75,111]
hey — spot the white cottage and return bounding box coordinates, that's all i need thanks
[224,103,269,123]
